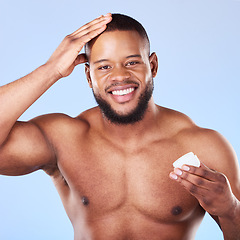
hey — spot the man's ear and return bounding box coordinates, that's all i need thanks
[149,52,158,78]
[85,63,92,88]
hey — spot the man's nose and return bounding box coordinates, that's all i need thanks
[109,66,131,81]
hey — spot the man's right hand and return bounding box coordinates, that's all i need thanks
[46,13,112,79]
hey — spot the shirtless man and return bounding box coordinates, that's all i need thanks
[0,13,240,240]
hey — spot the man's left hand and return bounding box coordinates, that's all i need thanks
[169,162,238,218]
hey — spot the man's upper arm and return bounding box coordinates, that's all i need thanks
[201,129,240,225]
[0,120,56,176]
[212,131,240,199]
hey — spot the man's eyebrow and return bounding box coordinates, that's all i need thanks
[126,54,141,59]
[93,59,109,65]
[93,55,142,65]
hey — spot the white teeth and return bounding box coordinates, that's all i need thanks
[112,88,135,96]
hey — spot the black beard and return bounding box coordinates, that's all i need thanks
[92,79,154,125]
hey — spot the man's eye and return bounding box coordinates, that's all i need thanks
[126,61,139,66]
[98,65,111,70]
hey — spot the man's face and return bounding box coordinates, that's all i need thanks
[85,30,157,124]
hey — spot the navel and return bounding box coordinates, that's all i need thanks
[171,206,183,216]
[82,196,89,206]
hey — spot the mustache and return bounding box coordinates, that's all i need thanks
[105,80,139,92]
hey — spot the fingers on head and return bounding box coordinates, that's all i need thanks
[72,14,112,37]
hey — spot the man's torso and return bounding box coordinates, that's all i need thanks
[39,106,208,239]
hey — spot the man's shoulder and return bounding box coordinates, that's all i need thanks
[159,106,197,134]
[165,106,227,152]
[30,112,86,128]
[165,109,237,174]
[30,107,100,138]
[160,106,222,138]
[160,107,236,166]
[31,107,99,125]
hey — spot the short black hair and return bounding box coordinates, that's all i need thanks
[85,13,150,59]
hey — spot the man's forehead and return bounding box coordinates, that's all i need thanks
[86,30,149,61]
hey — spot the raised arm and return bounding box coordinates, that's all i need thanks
[0,14,112,176]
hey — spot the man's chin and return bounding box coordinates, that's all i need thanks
[93,78,154,125]
[102,109,145,125]
[98,98,149,125]
[108,105,137,118]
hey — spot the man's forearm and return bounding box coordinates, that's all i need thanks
[0,14,112,146]
[219,198,240,240]
[0,63,60,145]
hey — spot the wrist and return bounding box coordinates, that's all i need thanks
[218,198,240,240]
[231,198,240,222]
[220,197,240,222]
[40,62,63,83]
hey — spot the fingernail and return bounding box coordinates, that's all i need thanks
[104,13,111,17]
[182,166,190,171]
[170,173,178,180]
[174,168,183,176]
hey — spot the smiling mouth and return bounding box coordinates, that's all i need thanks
[111,87,135,96]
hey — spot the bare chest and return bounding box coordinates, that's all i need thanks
[56,137,200,224]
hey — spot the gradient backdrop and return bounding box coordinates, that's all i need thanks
[0,0,239,239]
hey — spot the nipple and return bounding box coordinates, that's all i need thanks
[171,206,182,216]
[82,196,89,206]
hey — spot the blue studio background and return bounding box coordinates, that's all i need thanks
[0,0,239,239]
